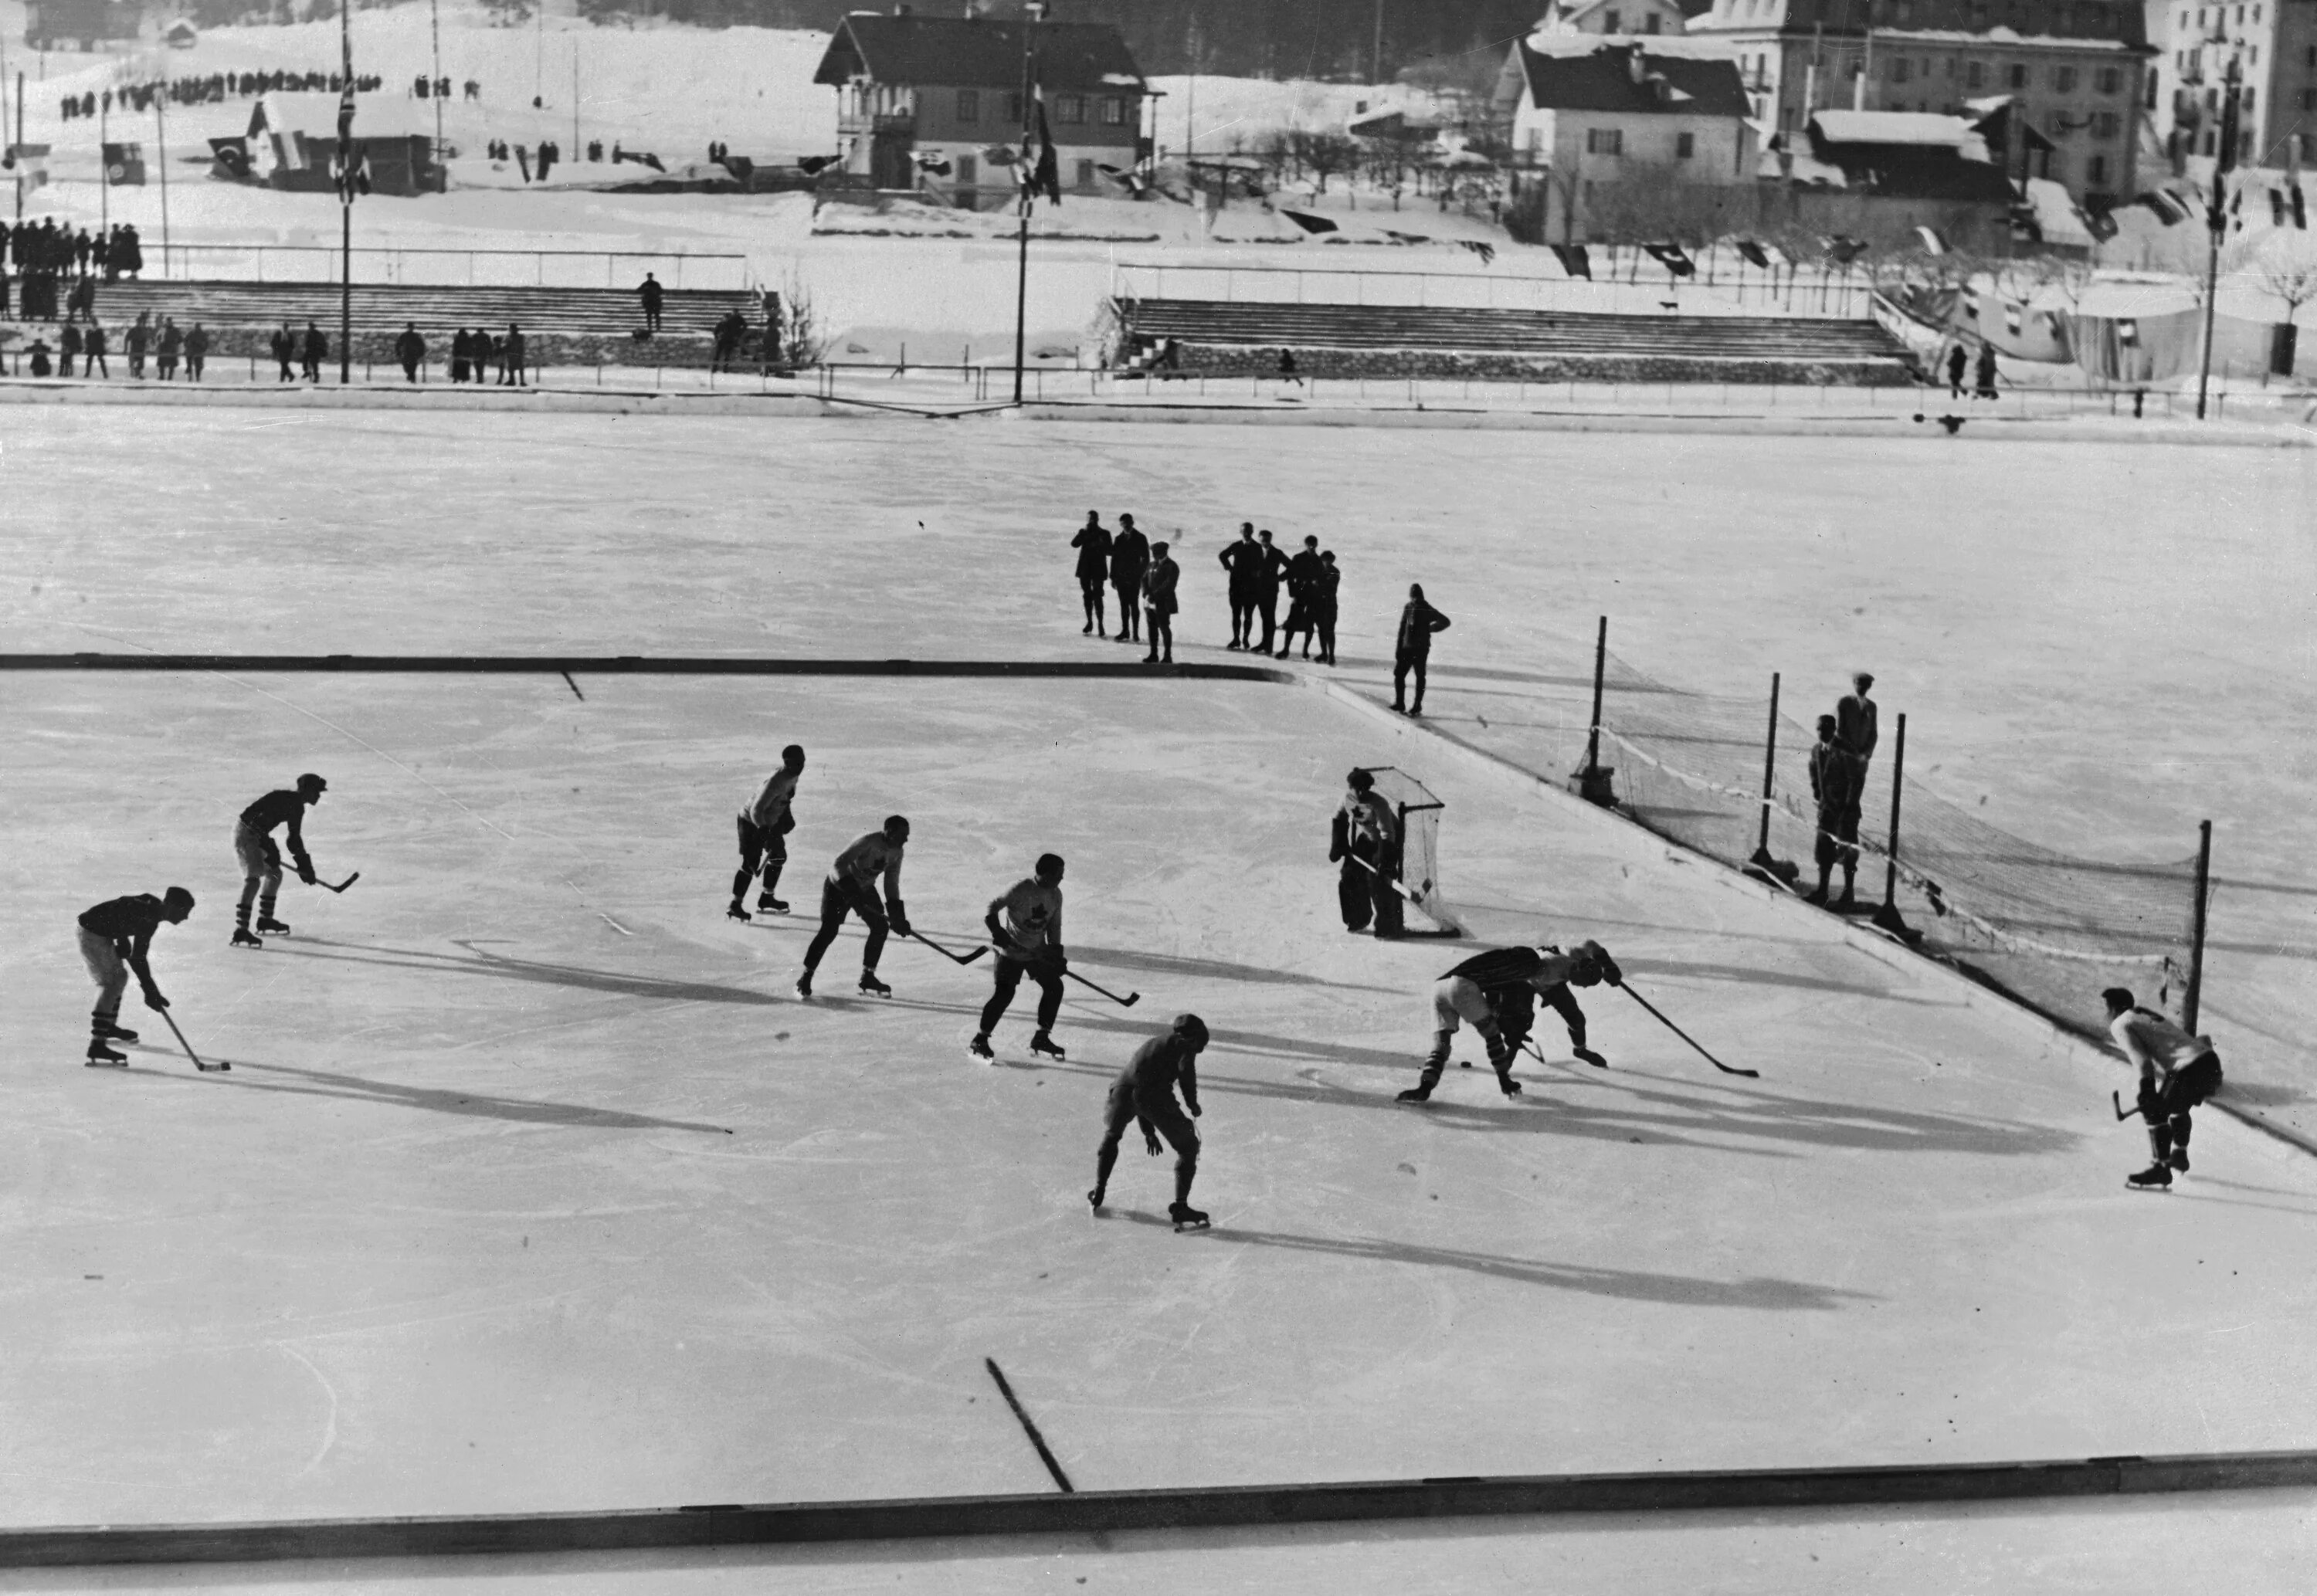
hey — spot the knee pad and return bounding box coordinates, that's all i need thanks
[2169,1113,2193,1143]
[2136,1087,2166,1124]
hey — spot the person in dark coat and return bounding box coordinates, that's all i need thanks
[394,321,426,382]
[500,324,526,385]
[1946,341,1967,398]
[183,322,208,381]
[59,320,80,378]
[1311,551,1342,667]
[28,337,52,377]
[1142,540,1180,665]
[1070,511,1113,636]
[155,317,181,380]
[124,312,151,378]
[1393,583,1450,715]
[1108,513,1148,645]
[1973,341,1998,400]
[449,327,472,383]
[1250,529,1290,654]
[1274,534,1322,659]
[301,320,327,381]
[272,323,296,381]
[1217,523,1262,649]
[1804,714,1864,908]
[636,271,663,333]
[82,321,107,378]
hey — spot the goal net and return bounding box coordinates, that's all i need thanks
[1359,767,1463,936]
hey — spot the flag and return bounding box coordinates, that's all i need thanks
[1549,243,1592,279]
[1821,234,1867,264]
[1643,242,1694,276]
[1735,239,1771,269]
[1281,209,1338,234]
[2210,76,2241,232]
[1913,224,1949,255]
[1460,239,1495,265]
[1028,87,1061,204]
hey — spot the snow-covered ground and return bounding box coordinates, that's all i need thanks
[2,408,2314,1594]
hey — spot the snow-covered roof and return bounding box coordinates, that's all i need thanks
[2023,176,2096,247]
[1871,26,2136,49]
[250,91,433,142]
[1521,30,1737,59]
[2061,277,2198,318]
[1810,110,1976,149]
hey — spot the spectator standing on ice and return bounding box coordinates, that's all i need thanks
[184,323,208,381]
[1804,714,1862,908]
[1392,584,1450,716]
[158,318,183,380]
[500,324,526,386]
[301,320,327,381]
[1275,534,1322,659]
[1946,342,1967,398]
[637,271,664,333]
[1251,529,1289,655]
[1311,551,1341,666]
[394,322,425,382]
[449,327,472,383]
[1277,347,1301,387]
[1108,513,1148,646]
[1070,511,1112,637]
[1142,540,1179,665]
[124,312,151,378]
[2105,987,2224,1191]
[1973,342,1998,400]
[1218,524,1262,649]
[272,323,295,381]
[83,321,107,378]
[76,886,195,1068]
[59,321,80,378]
[1837,672,1878,775]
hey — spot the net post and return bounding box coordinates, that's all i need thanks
[1871,712,1917,942]
[2183,818,2212,1032]
[1745,671,1781,877]
[1573,615,1615,807]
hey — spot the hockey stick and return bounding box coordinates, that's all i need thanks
[2112,1090,2139,1123]
[907,929,989,967]
[1345,851,1417,901]
[318,871,361,894]
[158,1009,230,1073]
[1618,981,1758,1079]
[1521,1038,1607,1069]
[1060,964,1139,1008]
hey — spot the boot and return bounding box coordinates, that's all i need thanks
[231,925,264,949]
[727,902,753,922]
[2127,1163,2173,1191]
[86,1037,127,1068]
[95,1021,139,1043]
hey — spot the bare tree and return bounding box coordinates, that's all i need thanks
[2251,226,2317,320]
[1292,132,1362,196]
[772,267,826,371]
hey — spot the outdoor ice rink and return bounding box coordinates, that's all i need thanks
[3,410,2315,1591]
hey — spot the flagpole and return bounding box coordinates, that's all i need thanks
[2196,53,2241,421]
[154,83,171,270]
[339,0,353,385]
[1012,5,1040,405]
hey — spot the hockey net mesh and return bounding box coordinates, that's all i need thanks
[1583,649,2203,1042]
[1362,766,1462,935]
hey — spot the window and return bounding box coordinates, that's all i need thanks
[1893,57,1912,82]
[2088,152,2108,184]
[2008,62,2027,87]
[955,152,977,186]
[1644,12,1661,31]
[1006,92,1023,123]
[1101,96,1125,125]
[1055,94,1085,124]
[1605,8,1621,29]
[955,88,979,123]
[2094,110,2119,136]
[2096,66,2120,93]
[2244,85,2256,110]
[1075,158,1096,190]
[2305,87,2317,111]
[1528,124,1545,156]
[2055,66,2077,91]
[1967,59,1984,86]
[1676,130,1696,157]
[1586,126,1623,154]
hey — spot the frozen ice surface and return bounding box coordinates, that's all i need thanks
[2,407,2315,1588]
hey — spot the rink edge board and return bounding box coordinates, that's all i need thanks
[5,1452,2316,1567]
[0,656,1294,683]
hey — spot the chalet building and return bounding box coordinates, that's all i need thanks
[1530,0,1701,37]
[1686,0,2152,204]
[813,8,1148,209]
[1496,38,1757,239]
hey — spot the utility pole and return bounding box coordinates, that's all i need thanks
[2196,53,2241,420]
[154,85,171,270]
[338,0,355,385]
[99,93,108,239]
[1011,2,1043,405]
[429,0,444,178]
[1372,0,1384,84]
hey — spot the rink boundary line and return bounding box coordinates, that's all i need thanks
[1299,674,2317,1162]
[4,1450,2315,1566]
[0,654,1294,683]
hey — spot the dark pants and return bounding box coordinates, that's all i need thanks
[980,955,1063,1036]
[1393,651,1429,713]
[277,355,294,381]
[1079,576,1108,632]
[802,875,887,974]
[2139,1052,2223,1164]
[1253,587,1279,652]
[1112,578,1142,638]
[1276,597,1312,657]
[1228,585,1256,646]
[1095,1077,1198,1205]
[1814,802,1859,880]
[402,357,419,382]
[1338,844,1403,935]
[1314,605,1337,666]
[1145,606,1172,661]
[732,815,788,907]
[643,304,663,332]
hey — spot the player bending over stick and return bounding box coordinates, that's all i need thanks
[730,744,806,921]
[2105,986,2224,1192]
[1398,940,1621,1103]
[232,773,326,948]
[970,852,1069,1062]
[796,815,911,1000]
[1091,1013,1210,1230]
[77,887,194,1066]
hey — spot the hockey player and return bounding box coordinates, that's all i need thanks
[232,774,326,948]
[970,852,1069,1062]
[1090,1012,1210,1230]
[76,886,194,1066]
[730,744,806,921]
[1397,940,1620,1103]
[1329,769,1403,937]
[2105,986,2224,1191]
[796,815,911,1000]
[1805,714,1864,908]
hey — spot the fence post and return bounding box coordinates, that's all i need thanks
[1746,671,1782,878]
[1573,616,1614,805]
[2183,818,2213,1030]
[1872,712,1915,940]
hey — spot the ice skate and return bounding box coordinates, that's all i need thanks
[256,916,292,935]
[967,1033,996,1062]
[95,1023,139,1044]
[793,971,813,1001]
[85,1039,127,1068]
[1169,1201,1210,1232]
[230,927,264,949]
[1087,1186,1107,1214]
[1496,1070,1524,1098]
[726,903,753,922]
[2126,1162,2173,1191]
[2168,1147,2190,1174]
[857,971,891,998]
[1029,1030,1065,1059]
[1395,1083,1433,1103]
[758,896,789,915]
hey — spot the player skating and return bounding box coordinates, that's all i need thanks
[730,744,806,921]
[2105,986,2224,1191]
[232,774,327,947]
[969,852,1069,1062]
[76,887,194,1066]
[796,815,911,1000]
[1089,1013,1211,1230]
[1397,940,1621,1103]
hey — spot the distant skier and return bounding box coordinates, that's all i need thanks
[76,886,194,1066]
[1142,540,1179,664]
[1329,768,1403,937]
[796,815,911,1000]
[1070,511,1113,637]
[1109,513,1149,646]
[2105,987,2224,1191]
[1089,1011,1211,1230]
[969,852,1068,1062]
[1393,584,1450,715]
[232,774,327,948]
[730,743,806,921]
[1218,523,1262,650]
[1805,714,1863,908]
[1397,940,1620,1103]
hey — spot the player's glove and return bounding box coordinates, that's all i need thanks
[295,859,317,886]
[1186,1100,1201,1119]
[774,812,796,836]
[141,987,169,1011]
[1596,951,1623,987]
[887,901,911,939]
[1142,1124,1164,1157]
[2136,1084,2165,1121]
